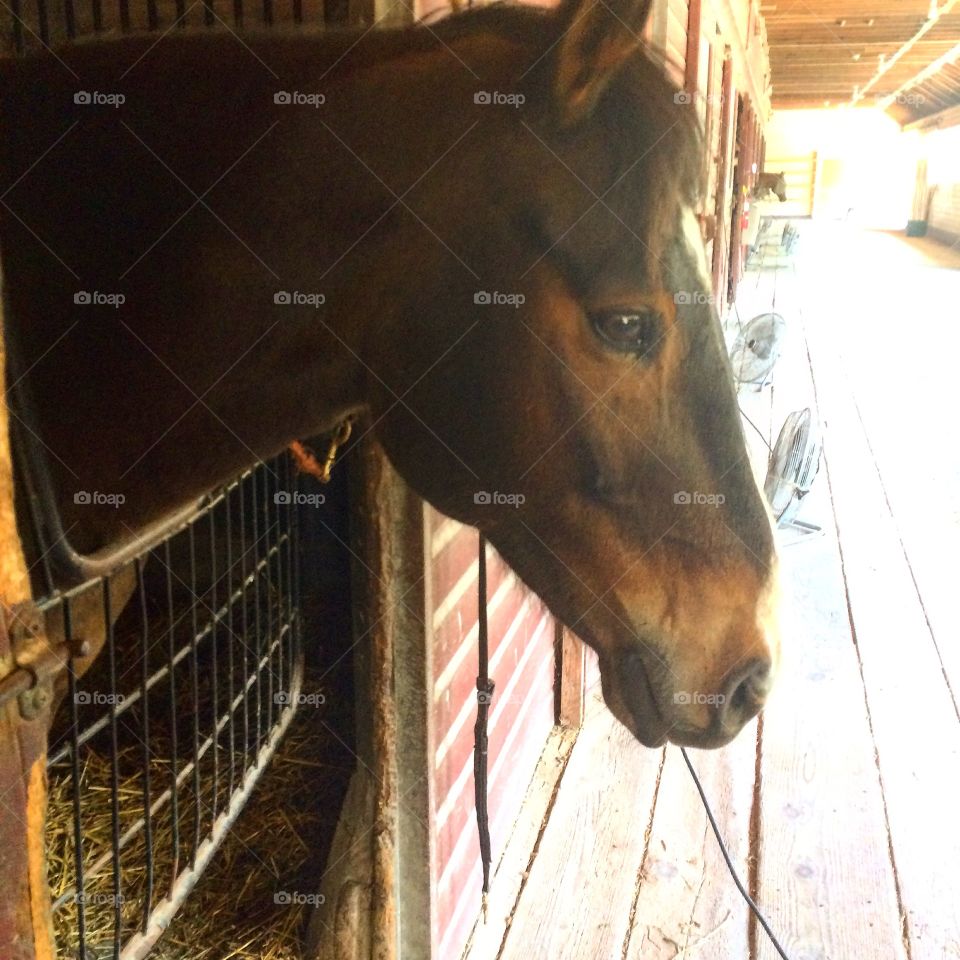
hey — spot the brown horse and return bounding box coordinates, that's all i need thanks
[0,0,779,749]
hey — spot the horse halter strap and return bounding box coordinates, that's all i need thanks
[474,533,495,920]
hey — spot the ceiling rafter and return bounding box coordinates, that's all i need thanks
[763,0,960,122]
[852,0,960,103]
[878,38,960,107]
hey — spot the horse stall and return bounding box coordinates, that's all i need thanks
[0,0,572,952]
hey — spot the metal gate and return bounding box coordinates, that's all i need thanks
[4,339,308,958]
[31,461,304,959]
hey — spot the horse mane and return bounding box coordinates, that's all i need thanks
[415,3,704,259]
[10,1,702,267]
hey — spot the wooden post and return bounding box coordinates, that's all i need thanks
[684,0,702,101]
[1,293,56,960]
[728,98,749,303]
[554,626,585,729]
[712,48,735,306]
[306,432,430,960]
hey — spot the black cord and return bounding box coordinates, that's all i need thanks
[680,747,792,960]
[739,406,774,454]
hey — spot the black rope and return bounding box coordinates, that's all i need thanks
[680,747,792,960]
[474,533,495,920]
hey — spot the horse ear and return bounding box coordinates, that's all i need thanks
[552,0,654,125]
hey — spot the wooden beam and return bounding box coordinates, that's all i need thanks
[853,0,960,103]
[307,435,424,960]
[0,299,55,960]
[685,0,703,99]
[555,626,586,729]
[712,49,736,304]
[709,0,771,120]
[879,38,960,107]
[903,99,960,129]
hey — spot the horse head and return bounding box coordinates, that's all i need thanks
[0,0,779,749]
[363,0,781,748]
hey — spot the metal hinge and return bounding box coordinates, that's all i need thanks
[0,601,81,720]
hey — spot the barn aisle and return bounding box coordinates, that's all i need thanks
[462,224,960,960]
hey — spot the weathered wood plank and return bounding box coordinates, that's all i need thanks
[773,230,960,960]
[0,285,54,960]
[624,731,756,960]
[755,261,907,959]
[556,626,586,729]
[811,231,960,703]
[497,695,662,960]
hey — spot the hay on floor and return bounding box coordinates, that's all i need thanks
[46,686,349,960]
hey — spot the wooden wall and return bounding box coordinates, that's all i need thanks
[929,181,960,242]
[647,0,772,310]
[924,122,960,244]
[426,511,556,960]
[0,0,373,55]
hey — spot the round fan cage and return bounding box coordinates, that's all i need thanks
[730,312,787,385]
[764,408,822,525]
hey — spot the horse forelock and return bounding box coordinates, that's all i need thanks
[445,9,704,284]
[598,58,703,277]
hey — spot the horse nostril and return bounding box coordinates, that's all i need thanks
[720,658,771,727]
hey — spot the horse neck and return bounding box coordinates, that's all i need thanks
[29,25,528,553]
[190,27,532,438]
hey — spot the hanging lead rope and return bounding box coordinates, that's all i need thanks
[474,532,495,922]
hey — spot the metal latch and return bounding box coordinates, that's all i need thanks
[0,601,79,720]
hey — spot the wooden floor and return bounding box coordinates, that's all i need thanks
[462,224,960,960]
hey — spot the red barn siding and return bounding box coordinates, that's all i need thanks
[426,508,555,960]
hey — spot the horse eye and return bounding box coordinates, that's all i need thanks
[592,309,661,356]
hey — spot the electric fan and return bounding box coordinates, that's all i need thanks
[764,408,822,535]
[730,312,786,387]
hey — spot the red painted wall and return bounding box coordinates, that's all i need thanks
[426,508,556,960]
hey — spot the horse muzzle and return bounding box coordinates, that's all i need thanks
[612,649,774,749]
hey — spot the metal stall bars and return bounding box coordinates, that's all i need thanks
[8,355,306,958]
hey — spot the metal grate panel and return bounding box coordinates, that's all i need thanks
[41,456,304,959]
